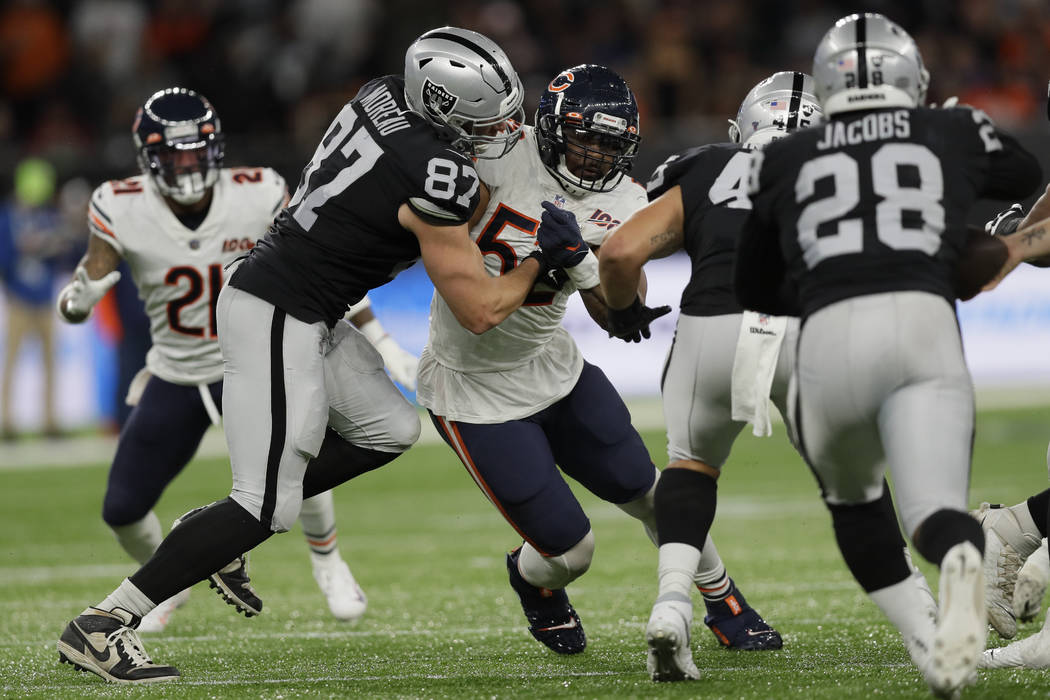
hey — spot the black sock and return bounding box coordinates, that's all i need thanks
[654,467,717,550]
[827,489,911,593]
[913,508,985,566]
[129,498,272,603]
[1027,488,1050,538]
[302,429,402,498]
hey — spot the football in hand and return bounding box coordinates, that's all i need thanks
[954,225,1008,301]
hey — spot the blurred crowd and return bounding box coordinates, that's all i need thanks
[1,0,1050,438]
[2,0,1050,188]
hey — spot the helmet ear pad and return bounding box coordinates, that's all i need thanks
[535,111,565,170]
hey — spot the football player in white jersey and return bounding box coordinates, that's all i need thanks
[56,88,416,632]
[416,65,778,657]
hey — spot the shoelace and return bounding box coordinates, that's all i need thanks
[996,548,1022,595]
[106,626,153,668]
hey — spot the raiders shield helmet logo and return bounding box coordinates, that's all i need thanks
[421,78,459,120]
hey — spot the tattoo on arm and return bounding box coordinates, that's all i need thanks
[649,230,677,249]
[1021,225,1047,250]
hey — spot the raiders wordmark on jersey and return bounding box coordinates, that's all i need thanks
[87,168,286,384]
[230,76,485,328]
[416,126,648,424]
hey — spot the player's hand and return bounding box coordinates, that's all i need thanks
[985,203,1026,236]
[606,297,672,343]
[56,266,121,323]
[929,96,959,109]
[369,331,420,390]
[537,201,588,269]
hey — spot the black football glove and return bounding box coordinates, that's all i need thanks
[606,297,672,343]
[985,203,1026,237]
[537,201,589,269]
[523,250,570,290]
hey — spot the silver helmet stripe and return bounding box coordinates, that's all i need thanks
[421,30,512,94]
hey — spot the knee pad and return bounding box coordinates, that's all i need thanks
[615,467,659,545]
[518,530,595,590]
[387,406,421,453]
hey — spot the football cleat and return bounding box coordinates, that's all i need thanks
[172,506,263,617]
[1015,538,1050,622]
[646,595,700,682]
[703,579,783,650]
[506,547,586,654]
[311,552,367,622]
[925,542,985,698]
[980,608,1050,669]
[57,607,179,683]
[137,588,190,634]
[971,502,1043,639]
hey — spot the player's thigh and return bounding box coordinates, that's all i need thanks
[662,314,745,468]
[324,319,420,452]
[878,294,975,534]
[103,377,214,524]
[429,412,589,556]
[795,301,887,505]
[548,361,656,504]
[218,286,328,532]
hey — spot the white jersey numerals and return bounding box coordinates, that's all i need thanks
[425,158,479,209]
[708,151,752,209]
[796,143,945,268]
[288,104,383,231]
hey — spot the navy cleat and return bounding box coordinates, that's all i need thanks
[703,579,783,650]
[506,547,586,654]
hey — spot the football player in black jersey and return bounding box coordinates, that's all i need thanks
[56,27,588,683]
[600,71,823,682]
[735,13,1041,696]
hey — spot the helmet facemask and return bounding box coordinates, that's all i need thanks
[139,137,224,205]
[446,100,525,160]
[538,111,640,194]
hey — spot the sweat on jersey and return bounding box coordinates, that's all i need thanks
[229,76,484,328]
[736,106,1042,320]
[416,126,648,423]
[87,168,286,384]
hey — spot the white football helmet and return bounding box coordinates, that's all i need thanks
[813,13,928,115]
[404,27,525,159]
[728,71,823,147]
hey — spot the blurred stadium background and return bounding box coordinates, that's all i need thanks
[2,0,1050,437]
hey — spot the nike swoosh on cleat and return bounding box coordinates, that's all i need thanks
[746,629,772,636]
[537,619,579,632]
[72,623,112,663]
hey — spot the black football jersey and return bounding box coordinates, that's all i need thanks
[230,76,483,327]
[647,142,753,316]
[738,106,1041,319]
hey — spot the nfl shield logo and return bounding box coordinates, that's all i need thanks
[554,194,567,207]
[421,79,458,120]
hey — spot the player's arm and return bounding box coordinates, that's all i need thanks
[345,296,420,390]
[400,204,541,334]
[598,185,685,310]
[56,234,123,323]
[983,213,1050,292]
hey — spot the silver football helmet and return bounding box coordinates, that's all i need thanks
[728,71,823,147]
[813,13,928,115]
[404,27,525,159]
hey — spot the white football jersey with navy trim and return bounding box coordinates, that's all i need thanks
[88,167,287,384]
[416,127,647,423]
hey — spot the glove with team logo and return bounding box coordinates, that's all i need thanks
[536,201,600,289]
[606,297,672,343]
[56,266,121,323]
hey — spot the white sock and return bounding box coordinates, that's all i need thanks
[869,575,937,668]
[615,467,660,545]
[659,542,701,601]
[300,491,338,556]
[98,578,157,618]
[111,511,162,565]
[694,535,731,600]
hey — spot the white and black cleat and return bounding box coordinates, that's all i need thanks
[57,607,179,683]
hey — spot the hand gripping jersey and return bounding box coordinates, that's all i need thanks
[647,142,753,316]
[741,106,1041,319]
[416,126,648,423]
[229,76,484,327]
[87,168,286,384]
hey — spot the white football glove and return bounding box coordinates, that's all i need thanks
[358,319,419,390]
[56,266,121,323]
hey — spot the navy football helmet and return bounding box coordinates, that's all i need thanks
[132,88,224,205]
[535,65,640,194]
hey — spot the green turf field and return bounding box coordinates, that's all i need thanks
[2,405,1049,698]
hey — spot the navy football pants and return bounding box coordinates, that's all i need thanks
[429,362,655,556]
